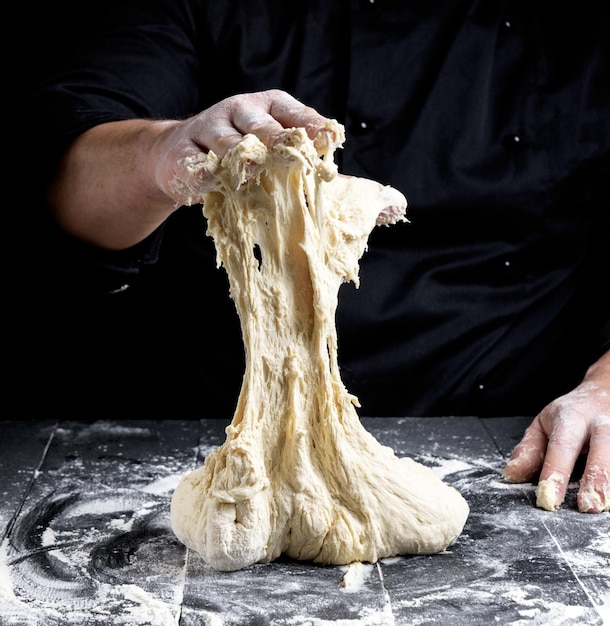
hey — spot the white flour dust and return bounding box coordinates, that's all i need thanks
[0,421,192,626]
[141,474,183,495]
[502,585,590,625]
[284,604,395,626]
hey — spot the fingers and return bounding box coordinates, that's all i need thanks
[503,386,610,513]
[502,417,547,483]
[266,90,329,133]
[230,100,286,149]
[159,91,338,205]
[213,90,337,158]
[577,415,610,512]
[503,406,589,511]
[534,412,588,511]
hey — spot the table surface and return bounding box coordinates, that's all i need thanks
[0,417,608,626]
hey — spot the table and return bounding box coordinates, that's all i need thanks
[1,417,608,625]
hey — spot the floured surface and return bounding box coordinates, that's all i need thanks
[169,126,469,570]
[1,417,609,625]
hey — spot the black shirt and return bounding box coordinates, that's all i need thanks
[7,0,610,419]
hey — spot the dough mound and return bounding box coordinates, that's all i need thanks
[170,123,470,571]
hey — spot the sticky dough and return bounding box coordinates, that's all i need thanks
[170,123,470,571]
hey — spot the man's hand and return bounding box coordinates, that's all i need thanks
[48,90,341,250]
[503,351,610,513]
[154,90,343,206]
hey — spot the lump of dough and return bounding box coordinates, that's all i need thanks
[170,123,470,572]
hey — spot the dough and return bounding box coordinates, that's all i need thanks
[536,472,563,511]
[170,123,470,571]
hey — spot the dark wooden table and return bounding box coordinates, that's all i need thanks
[1,417,608,625]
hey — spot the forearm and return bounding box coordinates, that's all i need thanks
[48,119,180,251]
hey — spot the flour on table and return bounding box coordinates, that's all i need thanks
[170,122,470,571]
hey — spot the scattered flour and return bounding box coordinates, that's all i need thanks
[502,585,590,625]
[284,604,395,626]
[141,474,183,495]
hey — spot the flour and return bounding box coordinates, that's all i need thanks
[0,540,20,604]
[2,485,185,625]
[141,474,183,495]
[429,458,474,479]
[117,584,178,625]
[502,586,590,625]
[285,604,395,626]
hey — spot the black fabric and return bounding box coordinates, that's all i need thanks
[5,0,610,419]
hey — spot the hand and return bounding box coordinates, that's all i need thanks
[503,351,610,513]
[153,89,343,205]
[47,89,394,251]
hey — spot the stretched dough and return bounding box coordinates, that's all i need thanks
[170,123,470,571]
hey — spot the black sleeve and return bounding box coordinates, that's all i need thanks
[7,0,205,295]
